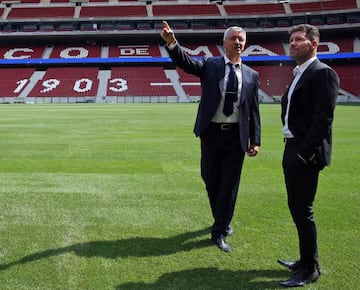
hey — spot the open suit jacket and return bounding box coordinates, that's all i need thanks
[166,44,261,152]
[281,59,339,168]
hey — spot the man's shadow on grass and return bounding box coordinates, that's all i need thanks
[116,267,288,289]
[0,227,213,270]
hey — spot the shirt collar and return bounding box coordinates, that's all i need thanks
[294,56,317,76]
[224,56,241,67]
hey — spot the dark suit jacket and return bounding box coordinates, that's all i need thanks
[281,59,339,167]
[166,44,261,153]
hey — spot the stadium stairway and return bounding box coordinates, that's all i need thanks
[164,69,188,103]
[96,69,111,103]
[17,71,46,100]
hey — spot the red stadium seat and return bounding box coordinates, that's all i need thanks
[322,0,357,10]
[107,67,176,97]
[250,65,293,98]
[290,1,323,13]
[7,7,75,19]
[28,67,99,98]
[79,5,147,18]
[332,65,360,96]
[0,68,35,98]
[290,0,356,13]
[176,68,201,97]
[152,4,220,17]
[224,3,285,15]
[49,45,102,58]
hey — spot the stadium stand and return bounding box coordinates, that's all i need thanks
[152,3,221,17]
[6,7,75,19]
[0,0,358,103]
[251,65,294,100]
[332,64,360,97]
[0,0,358,33]
[223,2,285,15]
[49,45,102,58]
[79,5,148,18]
[176,67,201,99]
[27,67,99,103]
[320,0,357,10]
[106,67,177,103]
[0,68,35,102]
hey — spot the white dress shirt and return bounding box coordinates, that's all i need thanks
[212,56,242,123]
[167,43,242,123]
[283,57,317,138]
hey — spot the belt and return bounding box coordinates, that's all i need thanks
[284,138,295,144]
[210,122,239,131]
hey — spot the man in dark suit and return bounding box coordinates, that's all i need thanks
[278,24,339,287]
[161,21,261,252]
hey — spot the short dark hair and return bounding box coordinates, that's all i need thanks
[289,24,320,42]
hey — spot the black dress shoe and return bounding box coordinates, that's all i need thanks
[211,235,232,252]
[280,268,320,287]
[277,259,301,272]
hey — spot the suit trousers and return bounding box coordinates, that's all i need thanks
[200,123,245,238]
[282,141,320,271]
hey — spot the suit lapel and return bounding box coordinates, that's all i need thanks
[239,65,250,105]
[282,60,319,121]
[292,59,318,94]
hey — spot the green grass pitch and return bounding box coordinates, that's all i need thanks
[0,103,358,289]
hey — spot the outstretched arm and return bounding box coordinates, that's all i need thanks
[160,20,203,77]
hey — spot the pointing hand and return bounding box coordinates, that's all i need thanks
[161,21,176,45]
